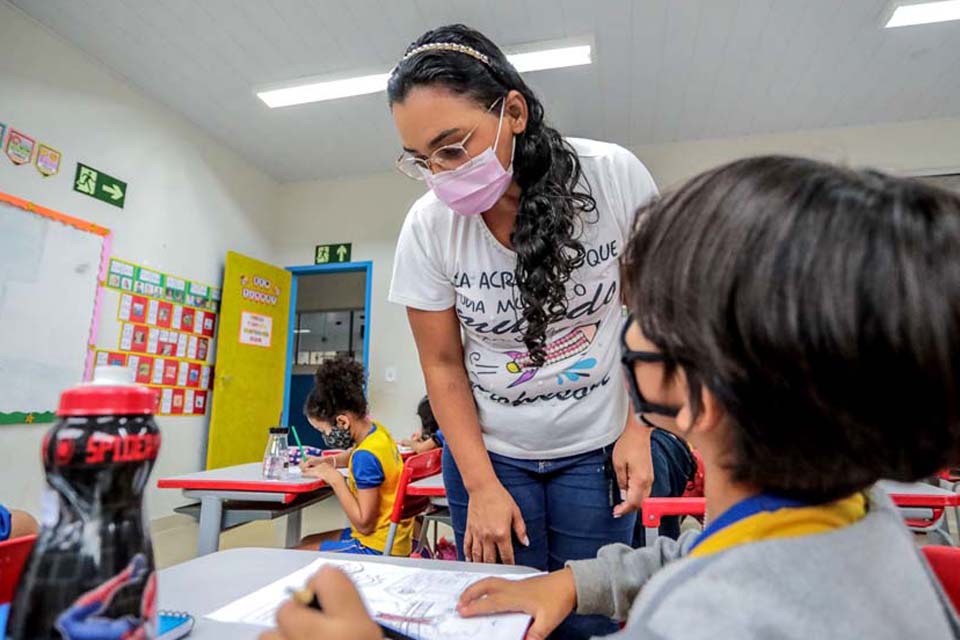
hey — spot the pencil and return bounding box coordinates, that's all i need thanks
[289,423,307,465]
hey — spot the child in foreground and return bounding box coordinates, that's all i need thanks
[400,395,445,454]
[455,156,960,638]
[264,156,960,640]
[297,357,413,556]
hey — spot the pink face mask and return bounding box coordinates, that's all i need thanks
[423,100,514,217]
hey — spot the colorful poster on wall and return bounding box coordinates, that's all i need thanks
[35,144,62,176]
[5,128,36,165]
[0,123,6,148]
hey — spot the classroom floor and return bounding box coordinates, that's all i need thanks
[151,500,456,569]
[151,503,959,570]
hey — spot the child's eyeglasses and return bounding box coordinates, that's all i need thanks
[620,315,680,426]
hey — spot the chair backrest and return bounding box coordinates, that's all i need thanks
[390,448,443,524]
[923,545,960,613]
[0,535,36,604]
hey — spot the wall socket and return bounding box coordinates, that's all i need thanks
[385,366,397,383]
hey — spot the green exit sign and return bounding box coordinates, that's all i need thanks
[73,162,127,209]
[315,243,352,264]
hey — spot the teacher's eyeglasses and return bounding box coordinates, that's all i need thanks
[395,97,503,180]
[620,315,680,428]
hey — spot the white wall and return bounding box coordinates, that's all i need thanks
[271,173,427,439]
[271,115,960,441]
[0,2,280,519]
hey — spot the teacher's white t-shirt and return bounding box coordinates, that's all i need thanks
[389,138,657,459]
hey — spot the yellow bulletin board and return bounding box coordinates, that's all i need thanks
[205,251,291,469]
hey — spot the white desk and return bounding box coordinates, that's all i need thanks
[157,547,537,639]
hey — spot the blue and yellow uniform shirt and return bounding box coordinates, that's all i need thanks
[348,423,413,555]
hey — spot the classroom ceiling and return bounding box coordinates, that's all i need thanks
[11,0,960,182]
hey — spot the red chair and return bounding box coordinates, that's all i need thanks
[383,449,442,556]
[922,545,960,612]
[0,535,37,605]
[641,497,706,544]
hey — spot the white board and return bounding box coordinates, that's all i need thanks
[0,199,105,418]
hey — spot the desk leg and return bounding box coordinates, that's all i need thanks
[285,510,302,549]
[644,527,658,546]
[197,496,224,556]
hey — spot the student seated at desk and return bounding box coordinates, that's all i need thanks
[0,504,38,541]
[297,358,413,557]
[400,395,445,454]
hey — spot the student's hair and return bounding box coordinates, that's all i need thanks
[388,24,596,367]
[417,395,439,436]
[623,156,960,501]
[303,357,368,423]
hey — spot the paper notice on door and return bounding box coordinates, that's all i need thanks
[239,311,272,347]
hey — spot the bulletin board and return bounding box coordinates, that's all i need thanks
[93,257,221,416]
[0,191,110,424]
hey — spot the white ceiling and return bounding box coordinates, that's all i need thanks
[11,0,960,182]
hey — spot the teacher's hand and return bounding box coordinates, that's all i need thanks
[612,418,654,517]
[465,481,529,564]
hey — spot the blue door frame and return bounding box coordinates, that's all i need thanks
[281,261,373,426]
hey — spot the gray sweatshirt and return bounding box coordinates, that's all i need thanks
[567,488,960,639]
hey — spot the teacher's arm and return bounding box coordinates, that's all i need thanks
[407,307,529,564]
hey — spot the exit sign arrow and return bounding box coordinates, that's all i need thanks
[102,183,124,201]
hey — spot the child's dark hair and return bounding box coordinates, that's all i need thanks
[303,357,368,423]
[623,156,960,501]
[417,396,439,437]
[388,24,596,367]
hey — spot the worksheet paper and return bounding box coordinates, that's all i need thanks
[206,557,535,639]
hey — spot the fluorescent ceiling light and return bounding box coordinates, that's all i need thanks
[293,328,311,334]
[257,42,592,108]
[885,0,960,27]
[507,45,592,73]
[258,73,391,108]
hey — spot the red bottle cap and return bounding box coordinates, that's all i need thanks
[58,384,158,416]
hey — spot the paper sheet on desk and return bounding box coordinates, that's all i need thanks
[206,557,536,639]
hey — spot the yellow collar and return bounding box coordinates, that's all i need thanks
[690,493,867,558]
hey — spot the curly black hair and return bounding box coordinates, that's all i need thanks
[388,25,597,366]
[623,156,960,502]
[303,357,368,423]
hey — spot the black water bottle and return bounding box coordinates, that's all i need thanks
[8,367,161,639]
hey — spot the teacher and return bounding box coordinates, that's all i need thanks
[387,24,661,637]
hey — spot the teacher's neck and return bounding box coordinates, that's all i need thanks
[482,181,521,249]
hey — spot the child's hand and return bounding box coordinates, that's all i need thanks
[301,455,335,472]
[457,569,577,640]
[258,567,380,640]
[305,461,343,486]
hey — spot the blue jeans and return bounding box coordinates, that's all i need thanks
[633,429,696,546]
[443,445,636,640]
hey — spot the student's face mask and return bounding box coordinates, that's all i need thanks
[423,99,515,217]
[322,419,355,450]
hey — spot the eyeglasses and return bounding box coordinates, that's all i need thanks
[395,97,503,180]
[620,315,680,428]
